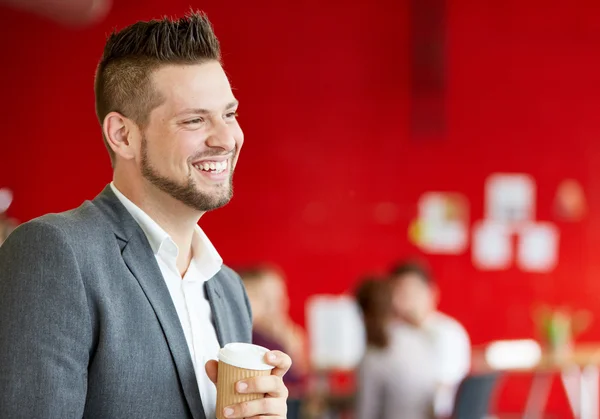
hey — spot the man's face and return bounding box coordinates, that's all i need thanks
[139,61,243,212]
[391,273,436,326]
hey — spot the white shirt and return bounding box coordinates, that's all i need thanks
[110,183,222,419]
[390,312,471,418]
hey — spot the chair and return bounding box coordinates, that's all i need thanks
[451,373,500,419]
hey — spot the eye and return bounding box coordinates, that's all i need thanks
[184,118,204,125]
[225,111,239,120]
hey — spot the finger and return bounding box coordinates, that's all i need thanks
[264,350,292,378]
[204,359,218,384]
[236,375,288,398]
[223,396,287,418]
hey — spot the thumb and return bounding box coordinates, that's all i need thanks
[205,359,218,384]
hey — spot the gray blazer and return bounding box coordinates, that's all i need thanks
[0,185,253,419]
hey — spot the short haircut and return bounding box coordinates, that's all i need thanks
[94,10,221,165]
[389,260,433,286]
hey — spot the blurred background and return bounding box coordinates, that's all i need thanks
[2,0,600,417]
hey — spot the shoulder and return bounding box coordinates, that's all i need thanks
[430,312,470,342]
[1,201,117,270]
[0,210,92,288]
[359,347,391,377]
[10,201,106,243]
[363,345,393,365]
[1,217,72,259]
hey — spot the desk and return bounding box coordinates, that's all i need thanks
[472,344,600,419]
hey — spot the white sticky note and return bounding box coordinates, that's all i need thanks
[472,221,512,270]
[420,220,469,254]
[412,192,469,255]
[517,222,559,272]
[485,174,536,227]
[419,193,449,222]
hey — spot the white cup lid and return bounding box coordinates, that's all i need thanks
[218,343,275,370]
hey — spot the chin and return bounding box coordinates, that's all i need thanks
[194,191,233,212]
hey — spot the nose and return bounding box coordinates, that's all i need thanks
[206,119,236,152]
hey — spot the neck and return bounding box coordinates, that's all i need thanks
[113,173,204,275]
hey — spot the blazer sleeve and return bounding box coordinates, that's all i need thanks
[0,220,92,418]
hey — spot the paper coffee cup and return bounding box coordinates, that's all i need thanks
[215,343,274,419]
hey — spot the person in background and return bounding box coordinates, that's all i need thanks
[0,188,17,246]
[240,265,307,419]
[355,276,438,419]
[389,261,471,418]
[0,215,16,246]
[240,265,308,385]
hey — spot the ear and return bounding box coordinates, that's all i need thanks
[102,112,139,161]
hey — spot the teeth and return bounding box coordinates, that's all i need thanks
[194,160,228,173]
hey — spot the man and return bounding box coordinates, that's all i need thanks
[389,261,471,418]
[0,11,290,419]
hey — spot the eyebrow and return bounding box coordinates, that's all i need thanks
[175,100,239,117]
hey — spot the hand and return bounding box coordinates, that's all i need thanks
[205,350,292,418]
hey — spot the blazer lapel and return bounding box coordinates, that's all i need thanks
[93,186,205,419]
[205,276,232,346]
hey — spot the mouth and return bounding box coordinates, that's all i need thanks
[192,159,230,182]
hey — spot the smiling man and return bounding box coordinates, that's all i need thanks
[0,11,290,419]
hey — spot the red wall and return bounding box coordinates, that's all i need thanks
[2,0,600,414]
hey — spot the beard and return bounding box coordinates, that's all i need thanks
[140,136,235,212]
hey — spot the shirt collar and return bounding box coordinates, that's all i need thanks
[191,224,223,280]
[110,183,223,278]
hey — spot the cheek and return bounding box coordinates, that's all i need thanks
[168,133,200,167]
[234,126,244,151]
[416,292,432,310]
[150,145,184,172]
[393,294,408,310]
[144,130,171,158]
